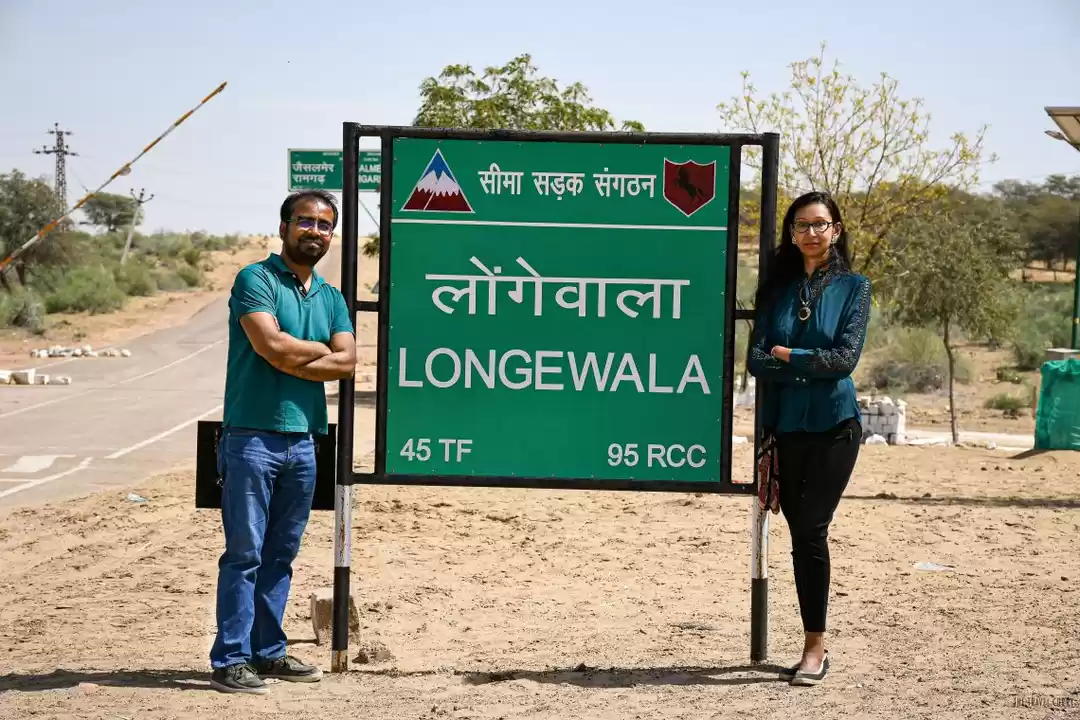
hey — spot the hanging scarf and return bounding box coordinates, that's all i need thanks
[756,428,780,514]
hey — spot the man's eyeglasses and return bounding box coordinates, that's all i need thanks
[792,220,836,234]
[293,216,335,235]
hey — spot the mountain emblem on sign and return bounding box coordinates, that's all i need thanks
[663,159,716,217]
[401,149,474,213]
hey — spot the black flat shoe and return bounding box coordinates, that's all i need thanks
[791,653,829,686]
[778,663,800,680]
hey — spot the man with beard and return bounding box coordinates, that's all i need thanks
[209,190,355,694]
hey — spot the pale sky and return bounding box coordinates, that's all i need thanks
[2,0,1079,240]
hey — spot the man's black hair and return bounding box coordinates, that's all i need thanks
[280,190,339,229]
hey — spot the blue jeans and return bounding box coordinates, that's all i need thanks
[210,428,317,669]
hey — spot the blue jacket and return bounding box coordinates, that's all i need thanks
[747,255,872,435]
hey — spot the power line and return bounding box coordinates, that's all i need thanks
[33,123,78,207]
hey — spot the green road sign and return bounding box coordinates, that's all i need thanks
[288,148,381,192]
[382,136,737,486]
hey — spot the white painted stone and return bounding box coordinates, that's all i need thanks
[33,373,49,385]
[11,369,35,385]
[120,349,132,358]
[310,588,360,646]
[48,376,72,385]
[0,370,11,384]
[861,397,908,445]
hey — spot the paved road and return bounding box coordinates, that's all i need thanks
[904,428,1035,450]
[0,245,367,514]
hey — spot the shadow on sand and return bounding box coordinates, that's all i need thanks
[352,663,792,688]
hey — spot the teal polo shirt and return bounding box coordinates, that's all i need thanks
[222,253,354,435]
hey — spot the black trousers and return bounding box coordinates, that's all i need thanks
[776,417,861,634]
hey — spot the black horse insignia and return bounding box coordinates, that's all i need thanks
[663,160,717,217]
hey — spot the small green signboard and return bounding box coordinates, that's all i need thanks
[288,149,381,192]
[382,136,736,486]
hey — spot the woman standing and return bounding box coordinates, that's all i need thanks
[748,190,872,687]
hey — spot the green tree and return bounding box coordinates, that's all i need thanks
[888,211,1022,443]
[0,170,72,290]
[994,174,1079,275]
[717,44,994,280]
[413,53,644,133]
[81,191,142,233]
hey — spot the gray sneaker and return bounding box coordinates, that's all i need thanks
[253,654,323,683]
[210,663,269,694]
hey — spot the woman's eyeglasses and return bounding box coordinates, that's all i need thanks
[792,220,835,234]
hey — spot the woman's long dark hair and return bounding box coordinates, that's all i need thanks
[753,190,851,313]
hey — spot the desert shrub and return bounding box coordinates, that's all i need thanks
[114,260,157,297]
[995,367,1024,383]
[152,268,190,292]
[176,264,202,287]
[1010,284,1071,370]
[0,289,46,333]
[44,265,125,314]
[867,326,972,393]
[984,393,1027,411]
[182,246,203,267]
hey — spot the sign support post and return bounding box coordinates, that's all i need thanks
[331,127,360,674]
[750,132,779,664]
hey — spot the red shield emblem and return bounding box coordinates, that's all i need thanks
[663,159,716,217]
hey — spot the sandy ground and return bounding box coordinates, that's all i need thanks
[1,443,1079,719]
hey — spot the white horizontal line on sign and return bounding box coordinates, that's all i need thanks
[391,219,727,232]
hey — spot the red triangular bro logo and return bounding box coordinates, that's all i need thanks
[401,148,474,213]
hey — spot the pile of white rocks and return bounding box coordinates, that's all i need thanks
[0,344,133,387]
[28,344,132,359]
[859,396,907,445]
[0,369,72,386]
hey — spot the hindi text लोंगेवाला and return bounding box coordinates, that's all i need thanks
[426,257,688,321]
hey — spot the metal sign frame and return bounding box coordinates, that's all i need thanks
[330,121,780,672]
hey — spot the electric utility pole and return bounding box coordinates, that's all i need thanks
[120,188,154,265]
[34,123,78,207]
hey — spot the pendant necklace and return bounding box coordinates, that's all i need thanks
[797,280,813,322]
